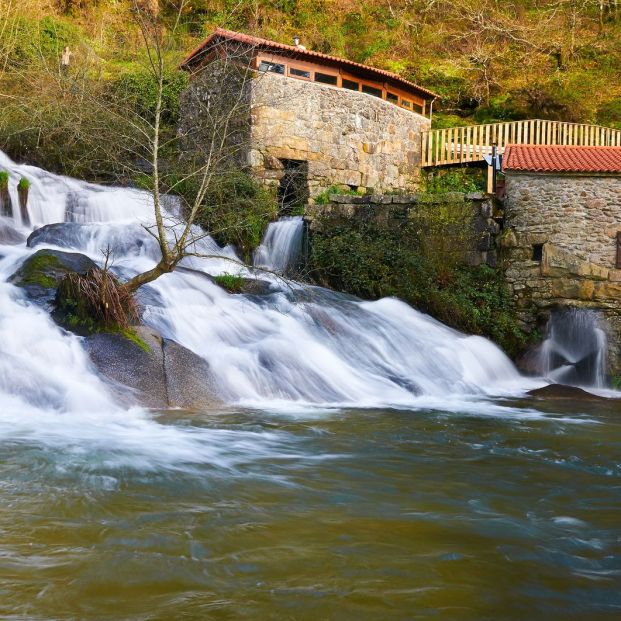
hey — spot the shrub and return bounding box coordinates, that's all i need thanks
[56,267,138,333]
[192,169,278,261]
[308,215,529,356]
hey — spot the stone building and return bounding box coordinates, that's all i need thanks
[179,29,436,207]
[501,144,621,372]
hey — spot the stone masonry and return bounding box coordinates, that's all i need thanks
[181,69,430,198]
[306,191,501,268]
[502,172,621,373]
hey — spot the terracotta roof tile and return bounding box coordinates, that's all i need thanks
[181,28,438,100]
[503,144,621,174]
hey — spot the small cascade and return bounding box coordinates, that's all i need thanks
[0,149,529,412]
[253,216,304,275]
[539,308,608,387]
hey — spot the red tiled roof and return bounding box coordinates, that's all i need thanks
[503,144,621,174]
[181,28,438,100]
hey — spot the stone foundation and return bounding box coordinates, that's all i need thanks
[306,191,502,267]
[502,172,621,375]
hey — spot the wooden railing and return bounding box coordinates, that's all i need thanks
[421,120,621,167]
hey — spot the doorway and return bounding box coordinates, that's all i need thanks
[277,159,309,215]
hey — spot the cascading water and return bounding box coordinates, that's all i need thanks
[0,149,530,417]
[538,308,608,387]
[253,215,305,275]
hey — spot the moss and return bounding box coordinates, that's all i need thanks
[19,253,63,288]
[213,273,245,293]
[0,171,9,188]
[17,177,31,191]
[121,328,150,353]
[314,185,361,205]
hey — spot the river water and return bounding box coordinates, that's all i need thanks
[0,153,620,619]
[1,402,620,620]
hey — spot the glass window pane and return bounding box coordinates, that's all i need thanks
[315,72,338,85]
[362,84,382,98]
[387,92,399,103]
[342,79,359,91]
[259,61,285,75]
[290,67,311,78]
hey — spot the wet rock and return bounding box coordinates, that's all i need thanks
[84,326,223,410]
[0,221,25,245]
[527,384,611,402]
[9,248,96,309]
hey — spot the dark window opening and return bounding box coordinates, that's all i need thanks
[290,67,310,78]
[532,244,544,262]
[342,78,359,91]
[278,159,309,215]
[315,72,338,85]
[362,84,383,98]
[258,61,285,74]
[387,92,398,103]
[412,102,423,114]
[401,99,413,109]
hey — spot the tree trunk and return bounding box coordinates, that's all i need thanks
[122,259,176,294]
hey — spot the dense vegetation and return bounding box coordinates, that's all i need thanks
[2,1,620,174]
[308,195,531,356]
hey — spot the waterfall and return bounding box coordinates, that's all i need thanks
[253,216,304,275]
[538,308,608,387]
[0,151,527,413]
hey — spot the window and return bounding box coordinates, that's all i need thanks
[387,92,398,103]
[290,67,311,79]
[532,244,544,262]
[315,72,338,85]
[342,78,359,91]
[258,60,285,75]
[412,102,424,114]
[401,99,413,110]
[362,84,383,98]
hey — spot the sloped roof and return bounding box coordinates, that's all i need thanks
[181,28,438,101]
[503,144,621,174]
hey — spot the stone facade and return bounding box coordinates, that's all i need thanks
[306,192,501,268]
[502,172,621,373]
[181,69,430,199]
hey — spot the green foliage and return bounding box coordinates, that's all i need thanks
[7,15,80,66]
[314,185,360,205]
[0,171,8,188]
[422,168,484,194]
[213,273,245,293]
[17,177,30,191]
[113,68,189,124]
[308,212,529,356]
[193,169,278,261]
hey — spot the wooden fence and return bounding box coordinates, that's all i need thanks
[421,120,621,167]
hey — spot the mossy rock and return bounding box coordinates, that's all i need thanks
[9,249,96,309]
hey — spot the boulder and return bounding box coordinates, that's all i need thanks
[527,384,610,402]
[9,248,96,309]
[84,326,222,410]
[0,221,25,245]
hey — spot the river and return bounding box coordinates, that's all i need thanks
[0,152,620,619]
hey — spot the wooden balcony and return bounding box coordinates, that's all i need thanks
[421,120,621,168]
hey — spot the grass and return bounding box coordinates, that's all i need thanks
[213,273,245,293]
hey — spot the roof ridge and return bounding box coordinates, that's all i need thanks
[181,28,438,100]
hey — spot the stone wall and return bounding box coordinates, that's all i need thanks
[180,69,430,198]
[306,191,501,267]
[502,172,621,373]
[250,73,430,196]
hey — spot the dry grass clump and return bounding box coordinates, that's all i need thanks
[56,267,138,331]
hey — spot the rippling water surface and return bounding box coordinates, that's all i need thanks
[1,400,620,620]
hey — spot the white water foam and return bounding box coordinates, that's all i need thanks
[0,151,595,470]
